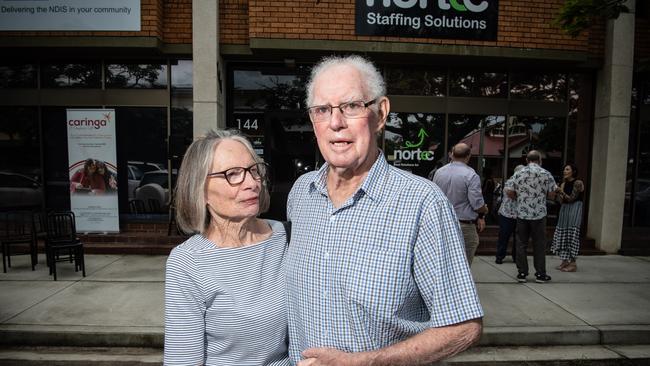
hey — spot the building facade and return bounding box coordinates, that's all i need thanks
[0,0,647,252]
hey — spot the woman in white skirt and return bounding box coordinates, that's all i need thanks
[551,163,585,272]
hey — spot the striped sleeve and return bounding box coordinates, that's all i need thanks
[164,246,206,365]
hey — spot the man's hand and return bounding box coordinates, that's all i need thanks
[506,189,516,200]
[476,218,486,233]
[298,348,365,366]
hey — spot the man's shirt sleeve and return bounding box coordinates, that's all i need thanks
[467,173,485,210]
[412,194,484,327]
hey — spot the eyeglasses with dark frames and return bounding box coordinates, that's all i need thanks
[207,162,268,185]
[307,99,377,123]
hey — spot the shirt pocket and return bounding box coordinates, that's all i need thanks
[343,244,413,313]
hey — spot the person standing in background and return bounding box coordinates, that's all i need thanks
[495,165,523,264]
[433,143,488,265]
[506,150,558,284]
[551,163,585,272]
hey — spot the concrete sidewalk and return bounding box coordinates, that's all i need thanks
[1,253,649,364]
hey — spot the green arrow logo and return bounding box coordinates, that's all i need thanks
[402,128,429,148]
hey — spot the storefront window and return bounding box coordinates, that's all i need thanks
[0,64,37,88]
[232,69,308,110]
[171,60,193,163]
[385,112,445,178]
[106,63,168,89]
[0,106,41,209]
[41,63,101,88]
[510,72,567,101]
[635,117,650,226]
[115,107,168,216]
[386,67,446,96]
[450,71,507,98]
[42,107,75,210]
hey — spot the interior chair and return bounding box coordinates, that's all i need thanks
[1,210,38,273]
[45,211,85,281]
[129,199,146,214]
[135,183,166,213]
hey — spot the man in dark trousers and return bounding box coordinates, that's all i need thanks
[506,150,559,283]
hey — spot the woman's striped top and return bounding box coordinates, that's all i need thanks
[164,220,289,366]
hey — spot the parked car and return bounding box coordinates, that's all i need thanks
[133,170,177,213]
[127,164,144,200]
[0,171,43,209]
[127,161,166,174]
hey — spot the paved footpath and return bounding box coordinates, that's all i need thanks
[1,254,649,364]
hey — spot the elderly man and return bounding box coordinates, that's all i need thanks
[506,150,558,283]
[286,55,483,366]
[432,143,488,265]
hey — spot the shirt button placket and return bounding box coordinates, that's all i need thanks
[321,212,336,341]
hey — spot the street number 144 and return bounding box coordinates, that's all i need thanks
[237,118,258,131]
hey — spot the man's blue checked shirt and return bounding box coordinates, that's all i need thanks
[286,153,484,364]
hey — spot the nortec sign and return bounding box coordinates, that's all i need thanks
[356,0,498,40]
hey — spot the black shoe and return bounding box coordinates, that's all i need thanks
[535,273,552,283]
[516,273,527,283]
[495,258,503,264]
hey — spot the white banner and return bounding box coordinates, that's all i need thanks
[67,109,120,233]
[0,0,140,31]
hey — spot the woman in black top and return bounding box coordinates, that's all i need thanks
[551,163,585,272]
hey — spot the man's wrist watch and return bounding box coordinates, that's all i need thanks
[477,213,485,219]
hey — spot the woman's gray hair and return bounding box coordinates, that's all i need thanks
[174,129,270,235]
[305,54,386,108]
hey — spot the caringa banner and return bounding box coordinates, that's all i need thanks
[355,0,498,40]
[67,109,119,233]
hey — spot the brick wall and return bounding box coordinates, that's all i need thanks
[237,0,599,53]
[220,0,249,44]
[164,0,192,43]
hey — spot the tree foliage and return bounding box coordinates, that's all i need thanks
[554,0,629,37]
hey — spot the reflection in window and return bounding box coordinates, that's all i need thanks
[116,107,168,216]
[106,63,168,89]
[171,60,192,90]
[386,67,446,96]
[384,112,445,178]
[171,60,193,162]
[42,107,74,210]
[450,71,507,97]
[510,73,566,101]
[0,64,37,88]
[41,63,101,88]
[0,107,40,180]
[634,118,650,226]
[643,80,650,105]
[507,116,564,179]
[233,68,308,110]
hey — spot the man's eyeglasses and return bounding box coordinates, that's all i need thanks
[207,163,268,185]
[307,99,377,123]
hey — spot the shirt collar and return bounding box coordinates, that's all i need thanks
[307,151,389,203]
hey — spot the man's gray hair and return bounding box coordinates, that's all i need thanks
[174,129,270,235]
[305,54,386,107]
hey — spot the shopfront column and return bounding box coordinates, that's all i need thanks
[588,0,635,253]
[192,0,226,137]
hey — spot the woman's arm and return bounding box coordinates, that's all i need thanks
[562,180,584,203]
[164,247,206,365]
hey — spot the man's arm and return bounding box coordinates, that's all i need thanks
[299,318,482,366]
[474,205,488,232]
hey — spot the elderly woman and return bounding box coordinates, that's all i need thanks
[164,129,289,366]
